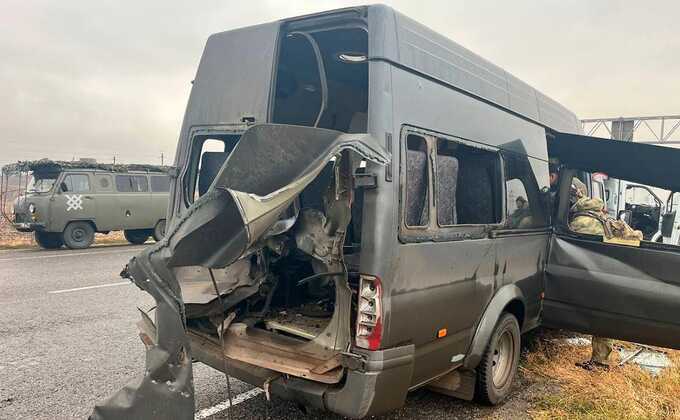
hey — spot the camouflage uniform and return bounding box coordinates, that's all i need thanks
[570,197,643,241]
[568,194,642,366]
[591,336,614,365]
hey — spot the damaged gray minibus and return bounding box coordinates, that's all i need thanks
[92,6,680,419]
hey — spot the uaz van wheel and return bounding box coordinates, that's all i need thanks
[63,222,95,249]
[34,231,64,249]
[153,220,166,242]
[124,229,150,245]
[475,312,521,405]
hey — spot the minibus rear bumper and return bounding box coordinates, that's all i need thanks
[190,331,415,418]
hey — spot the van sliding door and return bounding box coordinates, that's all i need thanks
[543,132,680,350]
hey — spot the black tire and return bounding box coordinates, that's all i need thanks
[124,229,150,245]
[475,313,521,405]
[152,220,166,242]
[63,221,95,249]
[34,231,64,249]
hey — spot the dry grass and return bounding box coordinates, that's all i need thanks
[522,332,680,420]
[0,235,35,249]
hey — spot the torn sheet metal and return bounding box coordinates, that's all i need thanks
[90,124,389,419]
[618,347,671,376]
[165,124,389,269]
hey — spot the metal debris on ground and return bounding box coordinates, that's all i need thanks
[562,336,591,347]
[556,336,672,376]
[617,346,671,376]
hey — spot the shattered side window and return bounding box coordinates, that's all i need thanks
[436,139,459,226]
[405,134,430,227]
[446,141,502,225]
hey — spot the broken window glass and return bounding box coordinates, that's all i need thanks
[405,134,429,227]
[436,139,459,226]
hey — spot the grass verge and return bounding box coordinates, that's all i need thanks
[522,331,679,420]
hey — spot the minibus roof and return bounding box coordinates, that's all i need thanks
[186,5,581,133]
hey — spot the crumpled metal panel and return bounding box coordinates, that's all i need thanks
[90,124,389,419]
[90,247,195,420]
[166,124,389,269]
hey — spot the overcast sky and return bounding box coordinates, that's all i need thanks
[2,0,680,166]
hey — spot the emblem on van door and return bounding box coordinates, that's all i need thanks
[65,194,83,211]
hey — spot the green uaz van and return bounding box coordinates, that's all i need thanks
[2,160,170,249]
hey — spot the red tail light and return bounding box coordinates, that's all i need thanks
[355,274,382,350]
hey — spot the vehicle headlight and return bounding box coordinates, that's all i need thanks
[28,203,36,214]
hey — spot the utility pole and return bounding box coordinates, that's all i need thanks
[161,152,164,166]
[113,156,116,165]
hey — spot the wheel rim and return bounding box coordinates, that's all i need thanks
[491,330,514,388]
[71,227,88,243]
[73,229,83,241]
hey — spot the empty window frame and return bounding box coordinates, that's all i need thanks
[401,130,503,241]
[439,138,502,226]
[272,27,368,133]
[404,134,429,227]
[503,153,548,229]
[184,134,240,203]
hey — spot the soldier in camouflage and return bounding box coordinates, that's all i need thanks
[568,180,643,368]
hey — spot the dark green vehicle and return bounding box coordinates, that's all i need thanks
[1,160,170,249]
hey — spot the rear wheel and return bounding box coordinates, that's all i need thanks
[34,231,64,249]
[475,313,521,405]
[124,229,151,245]
[63,222,95,249]
[152,220,166,242]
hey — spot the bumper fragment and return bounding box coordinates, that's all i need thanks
[12,222,44,232]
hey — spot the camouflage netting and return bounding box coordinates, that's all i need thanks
[1,159,170,176]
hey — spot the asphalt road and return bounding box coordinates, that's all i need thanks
[0,245,531,420]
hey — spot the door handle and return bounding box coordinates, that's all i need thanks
[84,196,94,199]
